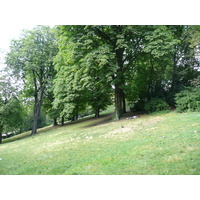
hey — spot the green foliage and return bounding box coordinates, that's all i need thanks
[0,97,24,133]
[6,25,58,134]
[6,25,58,96]
[144,26,180,58]
[144,98,169,113]
[129,100,146,112]
[190,76,200,87]
[175,87,200,112]
[21,110,48,132]
[53,25,114,118]
[0,75,25,136]
[2,25,200,131]
[186,25,200,50]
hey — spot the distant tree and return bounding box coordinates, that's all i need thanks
[187,25,200,51]
[0,77,24,143]
[130,25,199,108]
[6,26,58,135]
[0,48,5,66]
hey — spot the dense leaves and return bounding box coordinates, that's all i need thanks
[1,25,200,141]
[6,26,58,134]
[175,87,200,112]
[0,96,24,143]
[144,98,170,113]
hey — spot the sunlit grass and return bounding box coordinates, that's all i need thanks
[0,111,199,175]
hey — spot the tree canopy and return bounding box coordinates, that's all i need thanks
[1,25,199,142]
[6,25,58,135]
[53,25,200,119]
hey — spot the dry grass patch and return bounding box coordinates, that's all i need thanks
[165,154,183,162]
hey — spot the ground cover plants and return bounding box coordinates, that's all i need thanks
[0,111,199,175]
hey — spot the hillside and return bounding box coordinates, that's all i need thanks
[0,111,199,175]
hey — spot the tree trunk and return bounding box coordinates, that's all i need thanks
[95,108,100,118]
[75,112,79,120]
[0,124,4,144]
[171,53,178,94]
[31,82,45,135]
[121,90,126,114]
[75,105,79,120]
[147,59,154,101]
[71,116,75,122]
[31,102,41,135]
[61,116,64,126]
[114,83,123,120]
[53,118,58,126]
[114,45,125,120]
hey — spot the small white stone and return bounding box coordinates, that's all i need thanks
[194,131,197,133]
[0,158,2,160]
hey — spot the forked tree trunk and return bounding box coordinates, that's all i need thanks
[31,81,45,135]
[31,102,41,135]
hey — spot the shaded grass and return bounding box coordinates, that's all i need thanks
[0,111,199,175]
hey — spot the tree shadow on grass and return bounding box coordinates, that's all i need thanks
[2,132,31,144]
[1,113,113,144]
[82,114,113,128]
[2,125,59,144]
[2,111,145,144]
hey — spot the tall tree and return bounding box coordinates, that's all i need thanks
[54,25,145,120]
[54,25,199,119]
[6,26,58,135]
[53,26,112,120]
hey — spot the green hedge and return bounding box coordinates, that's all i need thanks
[175,87,200,112]
[144,98,169,113]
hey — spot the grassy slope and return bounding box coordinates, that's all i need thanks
[0,111,199,175]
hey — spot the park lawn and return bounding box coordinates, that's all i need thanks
[0,111,199,175]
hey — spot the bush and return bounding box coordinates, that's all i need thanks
[129,100,145,112]
[144,98,169,113]
[175,87,200,112]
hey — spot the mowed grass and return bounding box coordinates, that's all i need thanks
[0,111,199,175]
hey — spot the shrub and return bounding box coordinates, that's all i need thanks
[144,98,169,113]
[129,100,145,112]
[175,87,200,112]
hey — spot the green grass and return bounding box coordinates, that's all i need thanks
[0,111,199,175]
